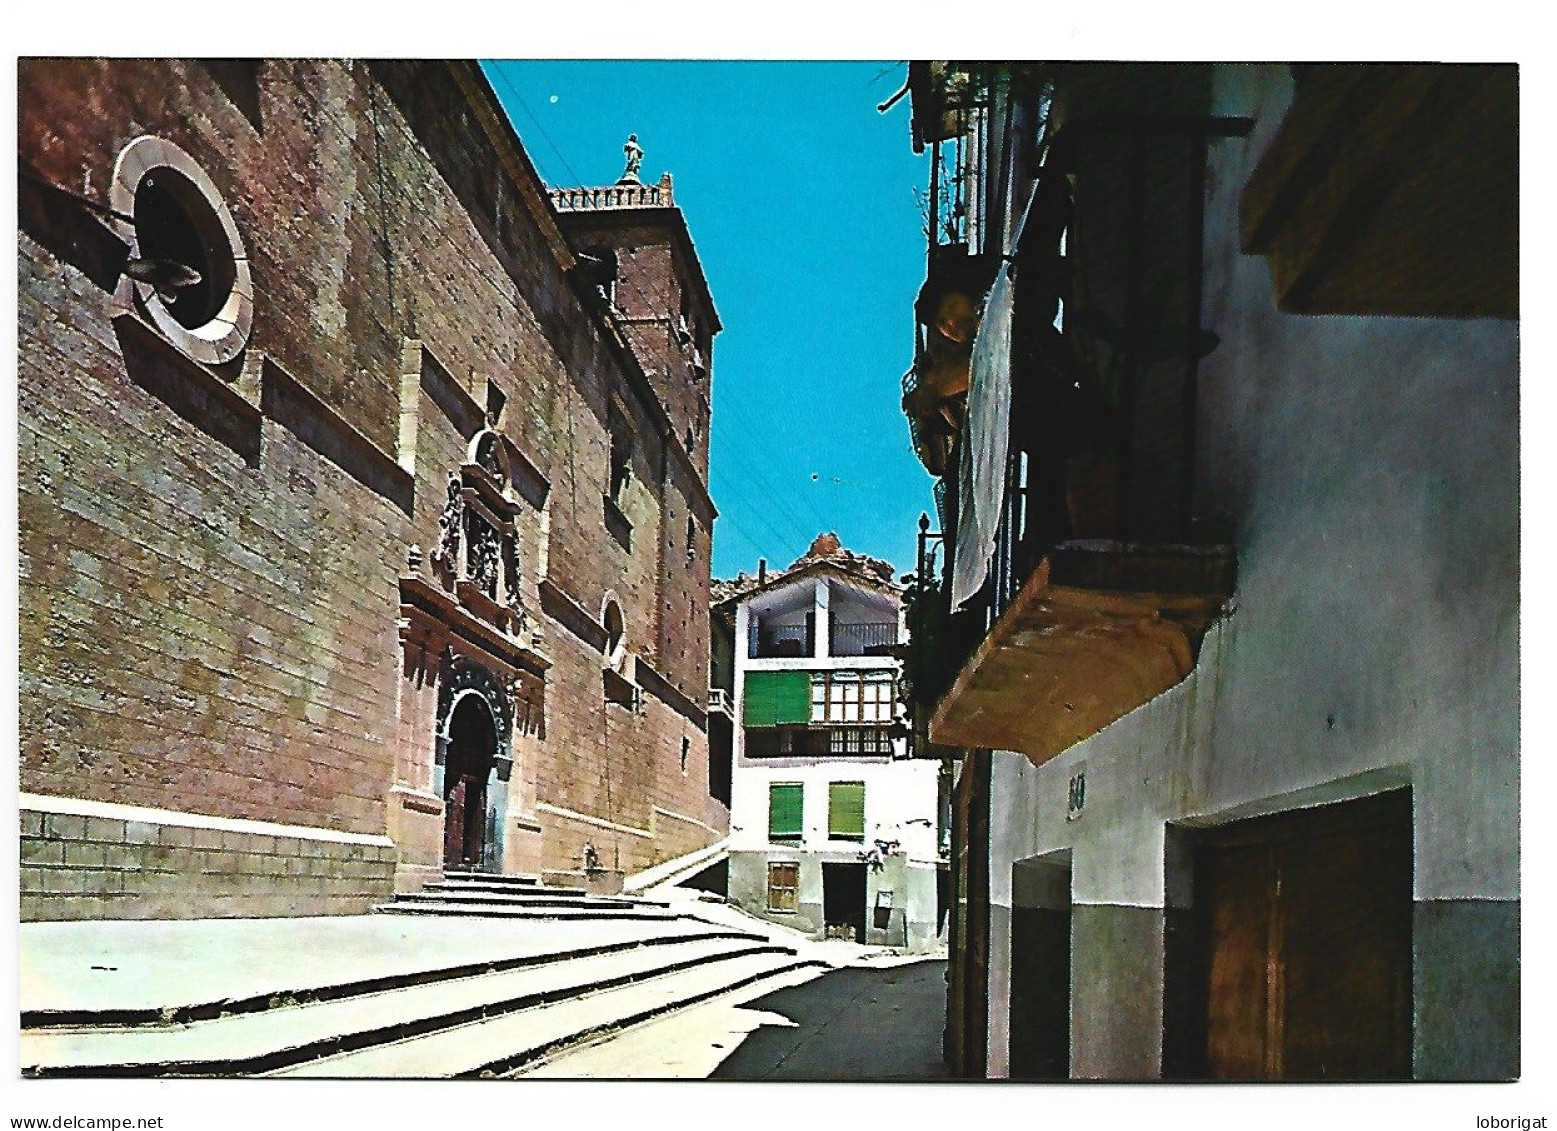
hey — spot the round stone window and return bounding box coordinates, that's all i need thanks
[110,136,253,365]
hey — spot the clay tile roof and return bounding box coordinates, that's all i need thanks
[713,533,900,608]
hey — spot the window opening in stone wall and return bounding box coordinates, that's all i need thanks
[767,861,800,912]
[678,292,692,343]
[578,246,618,307]
[603,599,626,668]
[485,380,507,427]
[133,174,230,330]
[681,735,690,774]
[609,423,633,502]
[686,515,696,561]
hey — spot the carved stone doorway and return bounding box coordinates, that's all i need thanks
[442,692,497,870]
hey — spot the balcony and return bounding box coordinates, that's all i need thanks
[928,540,1233,765]
[828,620,898,658]
[746,726,894,759]
[749,622,813,659]
[902,104,1246,765]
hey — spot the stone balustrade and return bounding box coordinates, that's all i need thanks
[549,173,674,212]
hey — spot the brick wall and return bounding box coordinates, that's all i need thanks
[18,58,723,921]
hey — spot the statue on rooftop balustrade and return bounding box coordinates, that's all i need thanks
[619,134,643,184]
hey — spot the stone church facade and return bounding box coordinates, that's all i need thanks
[18,59,725,920]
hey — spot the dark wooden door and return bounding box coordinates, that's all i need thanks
[1198,790,1412,1080]
[457,775,482,872]
[461,774,486,868]
[443,773,489,869]
[443,778,467,870]
[442,693,497,871]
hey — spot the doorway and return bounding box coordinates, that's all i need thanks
[442,693,497,871]
[822,862,867,943]
[1189,789,1413,1080]
[1009,854,1072,1079]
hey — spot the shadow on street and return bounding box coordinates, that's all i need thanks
[711,958,950,1081]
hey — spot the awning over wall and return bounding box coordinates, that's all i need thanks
[1241,64,1515,319]
[744,670,812,727]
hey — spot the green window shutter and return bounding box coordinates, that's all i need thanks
[829,781,866,840]
[744,671,812,727]
[769,783,803,840]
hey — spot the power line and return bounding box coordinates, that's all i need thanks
[709,423,828,540]
[709,479,810,569]
[709,465,808,559]
[484,63,589,189]
[477,65,888,566]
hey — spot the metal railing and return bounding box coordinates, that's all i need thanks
[749,622,813,659]
[828,620,898,657]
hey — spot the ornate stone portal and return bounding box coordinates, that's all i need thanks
[390,429,549,887]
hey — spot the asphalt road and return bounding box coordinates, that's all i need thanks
[710,958,951,1081]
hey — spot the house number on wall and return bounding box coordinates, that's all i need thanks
[1066,766,1087,822]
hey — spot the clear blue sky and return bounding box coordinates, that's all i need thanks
[481,61,933,582]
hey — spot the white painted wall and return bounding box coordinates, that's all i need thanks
[729,757,941,861]
[726,568,943,949]
[979,63,1519,1077]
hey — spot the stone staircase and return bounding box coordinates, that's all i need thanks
[20,882,829,1079]
[375,870,676,922]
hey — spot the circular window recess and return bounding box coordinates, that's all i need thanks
[110,136,253,365]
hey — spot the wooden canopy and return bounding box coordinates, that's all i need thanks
[929,541,1234,764]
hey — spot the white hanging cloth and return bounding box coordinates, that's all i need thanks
[950,262,1014,610]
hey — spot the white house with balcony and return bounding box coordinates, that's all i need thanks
[715,534,944,952]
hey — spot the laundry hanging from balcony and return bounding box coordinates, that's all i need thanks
[951,262,1014,610]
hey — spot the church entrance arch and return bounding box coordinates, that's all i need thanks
[442,692,495,870]
[434,658,515,873]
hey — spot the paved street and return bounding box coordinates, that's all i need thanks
[711,957,950,1081]
[521,954,950,1080]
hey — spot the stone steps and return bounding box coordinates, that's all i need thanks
[419,881,594,899]
[375,901,680,922]
[19,916,734,1028]
[414,883,665,907]
[375,870,672,920]
[22,932,796,1078]
[391,891,650,911]
[267,950,829,1079]
[512,961,831,1078]
[442,870,538,887]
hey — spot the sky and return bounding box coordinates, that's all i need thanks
[481,61,933,582]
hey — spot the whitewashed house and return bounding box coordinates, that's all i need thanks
[715,535,944,951]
